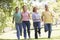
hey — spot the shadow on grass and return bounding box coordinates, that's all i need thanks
[0,38,60,40]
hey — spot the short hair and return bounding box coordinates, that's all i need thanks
[15,7,19,9]
[45,5,48,8]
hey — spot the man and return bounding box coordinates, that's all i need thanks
[41,5,53,38]
[12,7,22,40]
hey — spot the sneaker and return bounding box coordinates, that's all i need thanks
[48,37,50,39]
[35,37,38,39]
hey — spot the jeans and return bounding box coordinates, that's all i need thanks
[44,23,52,38]
[33,22,41,39]
[15,23,22,40]
[22,21,30,39]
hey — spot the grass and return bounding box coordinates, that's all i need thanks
[0,37,60,40]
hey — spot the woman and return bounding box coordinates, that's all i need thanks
[21,5,30,40]
[12,7,22,40]
[32,7,41,39]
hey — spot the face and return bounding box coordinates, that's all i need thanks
[15,7,19,12]
[45,5,49,11]
[23,5,27,12]
[33,7,38,12]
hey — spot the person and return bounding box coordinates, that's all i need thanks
[12,7,22,40]
[41,5,53,38]
[32,7,41,39]
[21,5,30,40]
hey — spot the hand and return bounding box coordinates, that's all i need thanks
[12,21,14,23]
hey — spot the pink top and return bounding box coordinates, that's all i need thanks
[22,12,30,21]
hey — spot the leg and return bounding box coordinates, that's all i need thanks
[37,22,41,35]
[26,21,30,38]
[19,23,22,36]
[48,24,52,38]
[22,22,27,39]
[15,23,20,40]
[44,24,48,32]
[33,22,38,39]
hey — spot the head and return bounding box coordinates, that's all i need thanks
[45,5,49,11]
[33,7,38,12]
[15,7,19,13]
[22,5,27,12]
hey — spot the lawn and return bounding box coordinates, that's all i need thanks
[0,37,60,40]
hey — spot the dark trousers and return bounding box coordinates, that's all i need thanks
[33,22,41,39]
[44,23,52,38]
[22,21,30,39]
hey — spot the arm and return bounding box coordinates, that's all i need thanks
[41,15,43,21]
[41,12,44,21]
[12,17,14,23]
[28,13,31,19]
[12,13,15,23]
[20,12,22,20]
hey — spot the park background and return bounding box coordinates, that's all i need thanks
[0,0,60,40]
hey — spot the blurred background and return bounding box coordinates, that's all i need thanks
[0,0,60,40]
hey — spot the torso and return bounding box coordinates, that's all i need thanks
[42,11,53,23]
[22,12,30,21]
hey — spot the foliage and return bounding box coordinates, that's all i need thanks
[0,0,60,33]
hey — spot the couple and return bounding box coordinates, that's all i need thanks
[12,5,30,40]
[12,5,53,40]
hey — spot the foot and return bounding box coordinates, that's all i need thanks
[48,37,50,39]
[45,30,48,32]
[35,37,38,39]
[18,39,20,40]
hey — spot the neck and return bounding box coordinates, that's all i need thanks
[16,11,18,13]
[23,11,27,13]
[45,8,49,11]
[34,11,37,13]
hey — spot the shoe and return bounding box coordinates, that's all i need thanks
[45,30,47,32]
[35,37,38,39]
[48,37,50,39]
